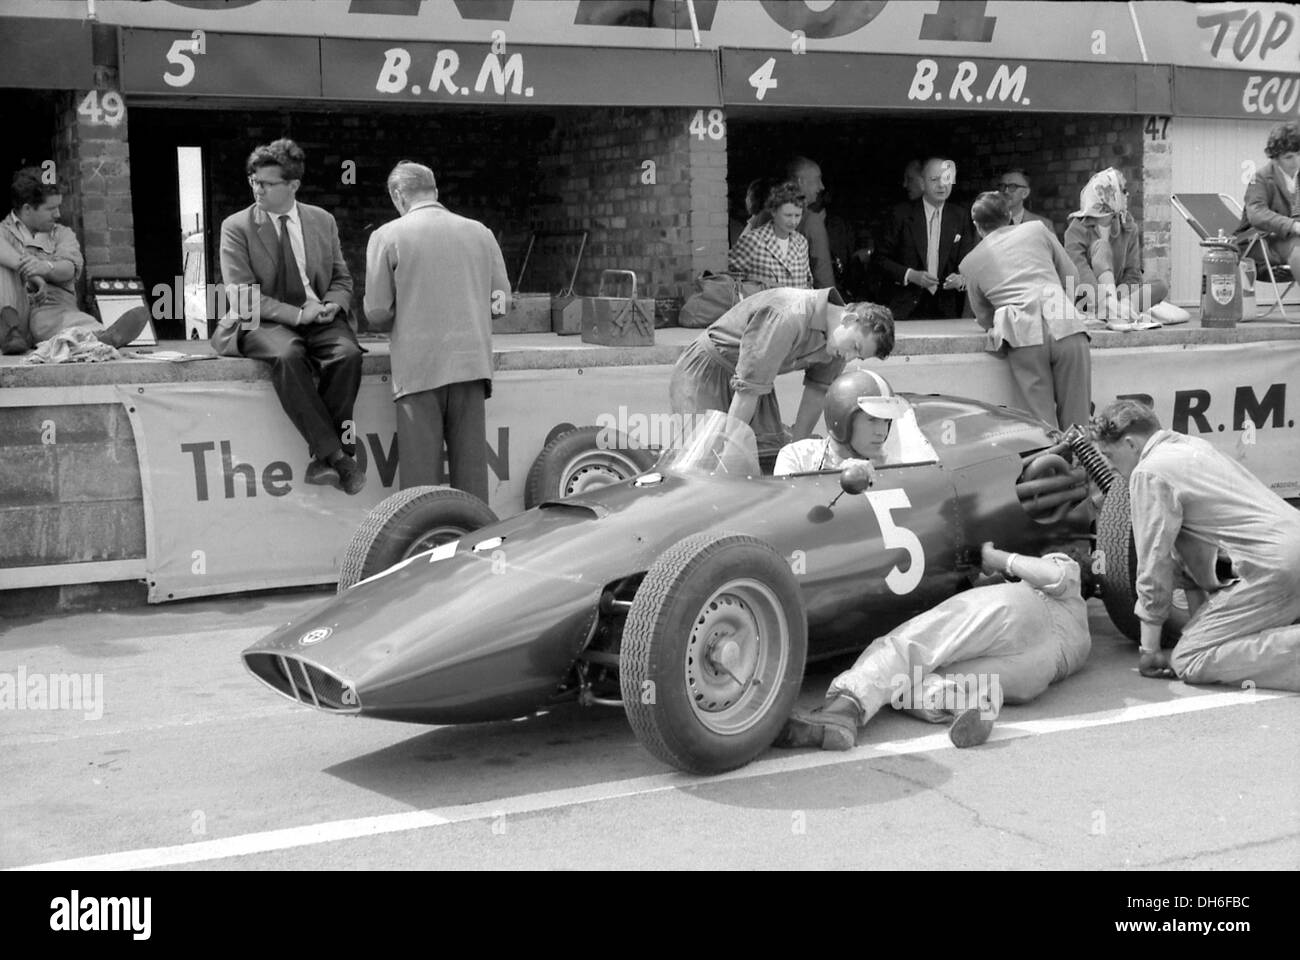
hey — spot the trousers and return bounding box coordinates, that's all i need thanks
[395,380,489,501]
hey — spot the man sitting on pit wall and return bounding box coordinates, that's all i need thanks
[0,167,147,354]
[1092,399,1300,691]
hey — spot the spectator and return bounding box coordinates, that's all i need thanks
[1235,119,1300,320]
[1064,167,1177,323]
[960,191,1091,431]
[364,161,509,501]
[778,544,1091,751]
[735,176,776,239]
[215,138,364,494]
[998,167,1056,235]
[874,157,976,320]
[669,287,893,461]
[1092,400,1300,691]
[727,180,813,290]
[787,156,837,289]
[1,167,147,354]
[901,159,924,202]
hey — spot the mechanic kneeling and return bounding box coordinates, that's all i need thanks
[778,545,1092,751]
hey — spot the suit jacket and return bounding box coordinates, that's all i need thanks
[1236,159,1299,262]
[797,206,836,289]
[363,200,508,400]
[874,199,976,320]
[959,220,1087,354]
[728,221,812,289]
[213,202,353,357]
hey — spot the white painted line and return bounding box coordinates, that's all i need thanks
[10,688,1290,871]
[1127,0,1149,62]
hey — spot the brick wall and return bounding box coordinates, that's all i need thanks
[0,403,144,571]
[534,107,726,299]
[171,105,721,324]
[55,78,138,285]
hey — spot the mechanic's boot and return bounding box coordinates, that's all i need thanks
[95,305,150,349]
[775,695,859,751]
[948,706,995,748]
[1,306,30,355]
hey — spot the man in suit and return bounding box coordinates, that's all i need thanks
[1235,120,1300,311]
[959,191,1090,431]
[787,157,837,291]
[874,157,976,320]
[999,168,1056,237]
[216,138,364,494]
[364,162,509,501]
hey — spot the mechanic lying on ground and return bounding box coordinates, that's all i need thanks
[1092,400,1300,691]
[777,545,1091,751]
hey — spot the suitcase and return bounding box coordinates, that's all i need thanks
[578,270,655,347]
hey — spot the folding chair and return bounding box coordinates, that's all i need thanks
[1172,192,1296,321]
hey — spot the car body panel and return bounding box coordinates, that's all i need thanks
[243,395,1089,725]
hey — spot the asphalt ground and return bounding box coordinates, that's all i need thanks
[1,589,1296,874]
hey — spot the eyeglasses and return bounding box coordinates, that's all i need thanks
[248,175,288,190]
[998,182,1029,192]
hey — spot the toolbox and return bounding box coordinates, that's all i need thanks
[578,270,656,347]
[495,230,586,336]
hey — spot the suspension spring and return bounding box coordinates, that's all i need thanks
[1067,429,1119,494]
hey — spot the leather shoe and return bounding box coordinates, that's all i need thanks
[1,306,30,355]
[304,459,340,486]
[95,305,150,349]
[948,707,995,748]
[333,453,367,495]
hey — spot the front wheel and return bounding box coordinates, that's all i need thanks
[337,486,498,592]
[620,532,807,774]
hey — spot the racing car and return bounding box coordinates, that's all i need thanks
[243,394,1140,774]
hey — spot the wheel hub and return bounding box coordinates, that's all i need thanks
[402,525,465,560]
[687,594,762,713]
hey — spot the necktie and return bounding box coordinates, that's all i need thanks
[277,214,307,308]
[926,207,940,279]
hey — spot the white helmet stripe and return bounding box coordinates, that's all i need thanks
[858,368,893,398]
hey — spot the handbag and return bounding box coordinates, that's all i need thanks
[678,272,764,328]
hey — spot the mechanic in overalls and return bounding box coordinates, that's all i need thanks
[777,545,1092,751]
[1092,399,1300,690]
[669,287,894,463]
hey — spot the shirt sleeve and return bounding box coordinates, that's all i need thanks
[1035,556,1078,598]
[803,355,845,388]
[51,226,85,281]
[731,306,801,396]
[1129,468,1183,625]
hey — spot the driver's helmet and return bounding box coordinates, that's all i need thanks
[825,368,897,443]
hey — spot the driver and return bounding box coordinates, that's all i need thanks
[773,368,907,476]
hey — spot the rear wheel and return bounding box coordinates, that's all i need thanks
[524,426,657,508]
[620,532,807,774]
[337,486,498,592]
[1095,483,1181,647]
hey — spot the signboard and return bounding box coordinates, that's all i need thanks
[721,49,1172,113]
[318,38,718,105]
[118,29,718,104]
[119,29,320,98]
[121,339,1300,601]
[0,17,94,90]
[1173,65,1300,119]
[1135,1,1300,70]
